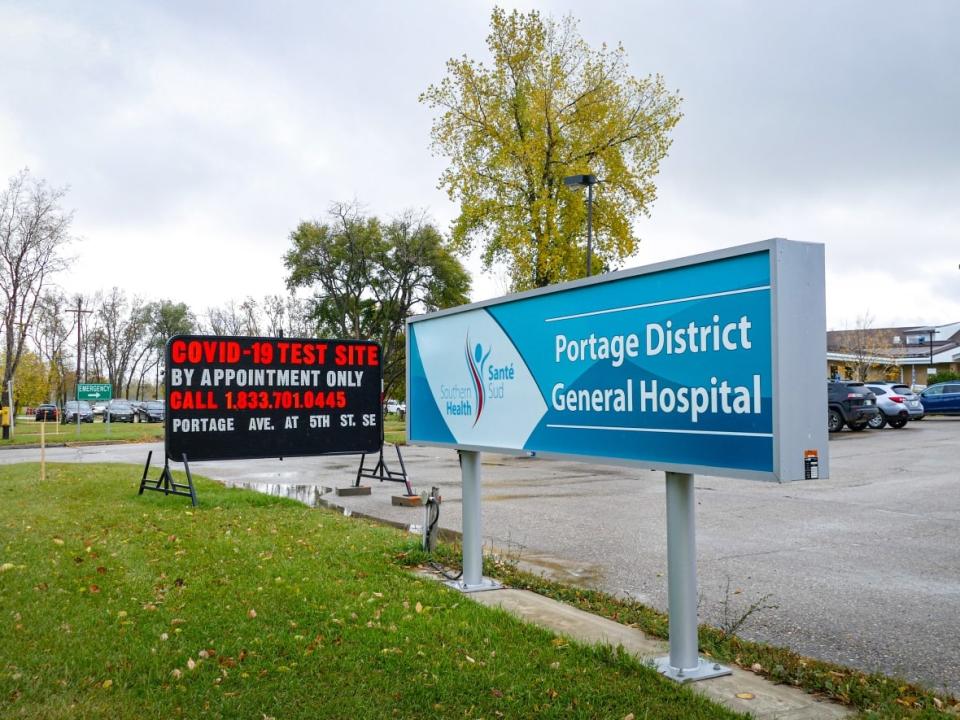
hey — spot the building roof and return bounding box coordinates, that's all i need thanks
[826,321,960,366]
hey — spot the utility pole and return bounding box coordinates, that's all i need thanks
[66,298,92,397]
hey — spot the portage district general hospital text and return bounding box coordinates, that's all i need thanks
[550,314,761,422]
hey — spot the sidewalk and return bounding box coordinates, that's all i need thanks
[418,569,852,720]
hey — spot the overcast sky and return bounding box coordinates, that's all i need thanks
[2,1,958,330]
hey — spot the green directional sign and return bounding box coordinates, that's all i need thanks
[77,383,112,401]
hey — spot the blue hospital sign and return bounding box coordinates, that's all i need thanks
[407,239,828,482]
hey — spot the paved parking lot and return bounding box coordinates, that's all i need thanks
[3,417,958,694]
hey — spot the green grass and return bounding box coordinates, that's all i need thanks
[0,463,744,720]
[384,416,405,445]
[1,419,164,447]
[1,417,399,448]
[403,546,959,719]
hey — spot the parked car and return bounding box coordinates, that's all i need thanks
[827,380,879,432]
[61,400,94,424]
[104,400,135,423]
[385,399,400,414]
[864,383,924,429]
[92,402,108,417]
[35,403,58,422]
[137,400,165,423]
[920,382,960,415]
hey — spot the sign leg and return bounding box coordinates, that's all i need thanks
[138,451,153,495]
[655,471,731,682]
[182,454,198,507]
[446,450,500,593]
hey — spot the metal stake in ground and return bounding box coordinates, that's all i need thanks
[655,471,731,682]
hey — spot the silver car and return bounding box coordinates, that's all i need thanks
[865,383,925,429]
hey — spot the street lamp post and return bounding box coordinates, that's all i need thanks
[563,174,598,277]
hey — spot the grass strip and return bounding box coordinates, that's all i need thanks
[0,462,743,719]
[0,421,164,447]
[0,418,400,448]
[398,543,958,719]
[383,417,406,445]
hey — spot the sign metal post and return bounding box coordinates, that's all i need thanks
[445,450,500,593]
[655,472,730,681]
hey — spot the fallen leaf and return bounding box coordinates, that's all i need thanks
[88,584,101,594]
[187,659,196,670]
[491,688,503,698]
[53,538,64,545]
[101,679,113,689]
[750,663,763,672]
[415,602,423,614]
[247,608,257,619]
[623,714,635,720]
[160,633,169,641]
[0,563,14,572]
[736,692,755,700]
[171,668,182,680]
[96,566,107,575]
[546,688,559,699]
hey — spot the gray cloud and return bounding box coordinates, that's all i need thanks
[1,1,957,328]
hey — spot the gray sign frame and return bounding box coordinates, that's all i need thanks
[407,238,828,483]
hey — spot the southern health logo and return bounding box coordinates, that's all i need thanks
[464,335,491,425]
[415,308,547,449]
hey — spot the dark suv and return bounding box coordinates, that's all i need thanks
[828,381,880,432]
[62,400,94,424]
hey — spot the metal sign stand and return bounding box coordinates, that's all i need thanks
[654,472,731,682]
[354,442,414,496]
[138,451,198,507]
[445,450,501,593]
[354,412,414,495]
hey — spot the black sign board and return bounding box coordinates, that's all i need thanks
[164,335,382,461]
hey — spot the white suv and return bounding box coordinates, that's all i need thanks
[864,382,925,428]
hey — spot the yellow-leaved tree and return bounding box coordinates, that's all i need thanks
[420,7,682,291]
